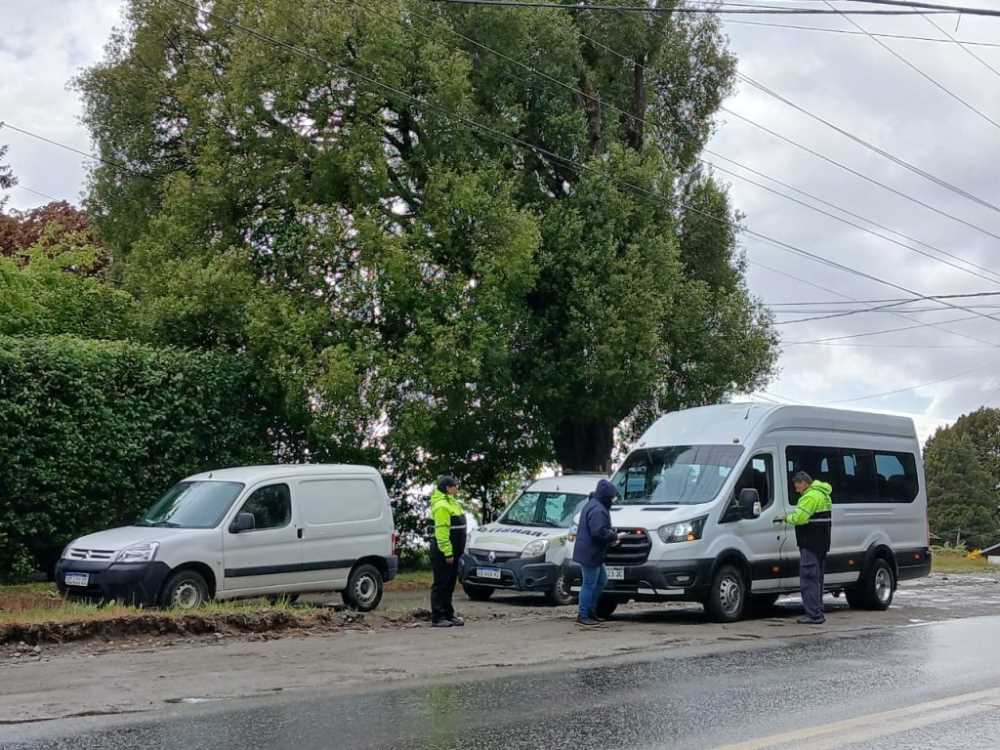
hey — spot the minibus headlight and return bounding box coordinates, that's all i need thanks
[522,539,549,558]
[114,542,160,564]
[657,516,707,544]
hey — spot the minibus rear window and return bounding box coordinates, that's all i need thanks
[613,445,744,505]
[786,446,919,504]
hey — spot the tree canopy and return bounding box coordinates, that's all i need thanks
[74,0,776,514]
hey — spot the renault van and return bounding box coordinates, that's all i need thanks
[567,404,931,622]
[55,465,398,611]
[459,474,604,605]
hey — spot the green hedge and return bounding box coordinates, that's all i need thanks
[0,336,276,579]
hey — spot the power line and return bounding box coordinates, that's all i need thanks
[824,362,988,404]
[0,121,134,175]
[427,0,1000,16]
[152,0,1000,340]
[13,185,64,204]
[706,150,1000,284]
[824,0,1000,131]
[783,312,986,344]
[920,13,1000,81]
[721,106,1000,242]
[723,18,1000,48]
[769,291,1000,306]
[373,0,1000,285]
[737,71,1000,214]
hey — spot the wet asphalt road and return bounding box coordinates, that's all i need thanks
[5,615,1000,750]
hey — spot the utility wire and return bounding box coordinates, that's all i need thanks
[920,13,1000,80]
[737,71,1000,214]
[12,185,64,204]
[156,0,1000,338]
[824,363,988,404]
[0,121,134,175]
[427,0,1000,16]
[824,0,1000,131]
[770,291,1000,306]
[389,0,1000,284]
[783,312,986,344]
[724,18,1000,47]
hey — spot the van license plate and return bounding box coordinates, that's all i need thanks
[64,573,90,587]
[477,568,502,580]
[606,566,625,581]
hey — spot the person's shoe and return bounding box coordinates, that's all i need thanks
[797,615,826,625]
[576,616,602,627]
[431,620,453,628]
[449,617,465,627]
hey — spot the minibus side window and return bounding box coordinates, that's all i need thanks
[723,454,773,522]
[786,446,919,504]
[875,452,919,503]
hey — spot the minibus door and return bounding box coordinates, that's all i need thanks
[728,450,786,593]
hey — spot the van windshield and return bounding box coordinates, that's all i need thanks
[499,492,589,528]
[613,445,744,505]
[136,481,245,529]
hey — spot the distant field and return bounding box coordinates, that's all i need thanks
[931,547,993,574]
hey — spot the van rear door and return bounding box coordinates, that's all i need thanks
[295,475,388,585]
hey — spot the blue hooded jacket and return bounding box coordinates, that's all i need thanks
[572,479,620,567]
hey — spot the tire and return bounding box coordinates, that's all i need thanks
[847,557,895,610]
[463,584,495,601]
[544,570,576,606]
[595,596,619,619]
[705,564,747,623]
[161,569,210,610]
[341,564,384,612]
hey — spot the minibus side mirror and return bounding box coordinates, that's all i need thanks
[231,512,256,533]
[738,488,761,519]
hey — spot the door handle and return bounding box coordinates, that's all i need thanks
[297,528,303,539]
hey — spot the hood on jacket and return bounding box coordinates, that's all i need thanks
[808,480,833,498]
[593,478,620,507]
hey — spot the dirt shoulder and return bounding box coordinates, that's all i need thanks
[2,572,999,726]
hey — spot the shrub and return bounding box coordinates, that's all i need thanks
[0,336,276,579]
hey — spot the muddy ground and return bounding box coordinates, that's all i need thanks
[2,572,999,725]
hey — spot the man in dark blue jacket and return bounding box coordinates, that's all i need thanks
[572,479,623,626]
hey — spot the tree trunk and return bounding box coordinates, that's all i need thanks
[577,79,603,157]
[625,53,647,151]
[553,418,615,474]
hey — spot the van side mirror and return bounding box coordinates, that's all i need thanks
[231,512,255,533]
[738,488,761,519]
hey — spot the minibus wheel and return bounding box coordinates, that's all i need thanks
[545,571,576,606]
[706,564,747,623]
[342,564,384,611]
[462,584,495,601]
[161,570,209,610]
[846,557,895,610]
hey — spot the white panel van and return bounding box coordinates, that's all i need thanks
[56,465,398,611]
[568,404,931,622]
[459,474,605,605]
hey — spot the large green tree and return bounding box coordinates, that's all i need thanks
[924,427,999,550]
[76,0,775,499]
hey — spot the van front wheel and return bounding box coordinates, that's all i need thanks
[342,564,384,611]
[161,570,209,610]
[545,571,576,606]
[706,564,747,623]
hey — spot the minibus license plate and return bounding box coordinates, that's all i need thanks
[606,567,625,581]
[64,573,90,587]
[477,568,502,580]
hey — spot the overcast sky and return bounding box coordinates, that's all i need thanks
[2,1,1000,443]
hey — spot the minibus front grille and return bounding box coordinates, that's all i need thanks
[605,529,651,565]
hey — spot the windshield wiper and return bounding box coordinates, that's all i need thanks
[142,520,181,528]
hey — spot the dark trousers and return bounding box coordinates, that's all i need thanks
[799,547,827,620]
[430,545,460,622]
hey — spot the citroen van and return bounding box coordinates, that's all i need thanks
[567,404,931,622]
[56,465,398,611]
[459,474,604,605]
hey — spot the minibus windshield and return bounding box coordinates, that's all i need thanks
[613,445,744,505]
[499,492,588,528]
[136,481,245,529]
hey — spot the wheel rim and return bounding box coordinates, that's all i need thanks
[719,574,743,615]
[555,574,570,601]
[172,582,201,609]
[874,567,893,604]
[355,575,378,606]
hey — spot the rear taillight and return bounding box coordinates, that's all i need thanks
[391,531,399,555]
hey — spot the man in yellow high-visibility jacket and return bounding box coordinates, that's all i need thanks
[785,471,833,625]
[429,475,466,628]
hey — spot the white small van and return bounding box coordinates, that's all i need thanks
[568,404,931,622]
[459,474,604,605]
[56,465,398,611]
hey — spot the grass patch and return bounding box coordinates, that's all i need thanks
[931,547,992,574]
[388,569,433,590]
